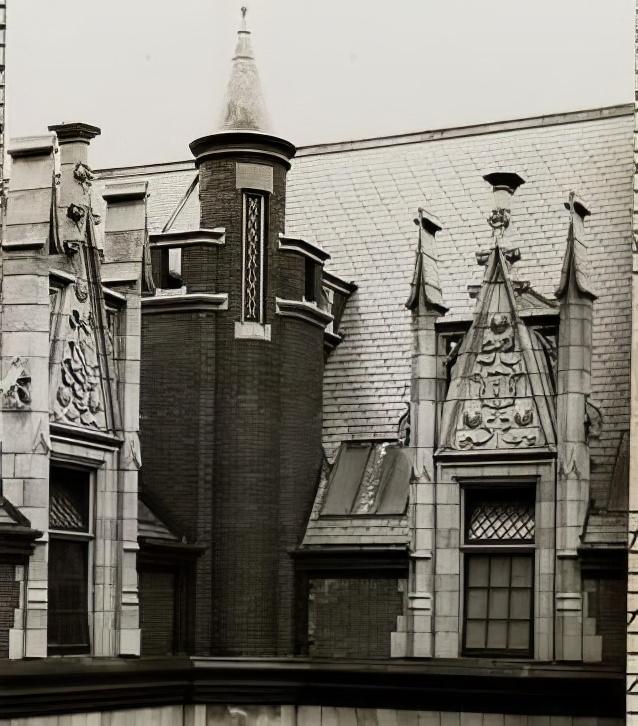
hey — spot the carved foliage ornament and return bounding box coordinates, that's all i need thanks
[53,309,106,429]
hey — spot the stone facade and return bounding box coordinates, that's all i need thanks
[0,123,146,659]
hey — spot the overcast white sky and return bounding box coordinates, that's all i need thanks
[6,0,634,169]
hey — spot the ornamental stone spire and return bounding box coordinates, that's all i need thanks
[217,6,273,133]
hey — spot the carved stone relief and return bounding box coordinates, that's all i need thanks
[441,247,555,451]
[1,358,31,410]
[52,308,106,429]
[585,395,603,441]
[454,313,543,449]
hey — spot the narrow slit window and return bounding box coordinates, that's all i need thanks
[243,192,266,323]
[48,466,92,655]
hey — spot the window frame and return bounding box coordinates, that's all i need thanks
[241,190,267,324]
[47,464,95,656]
[460,481,536,659]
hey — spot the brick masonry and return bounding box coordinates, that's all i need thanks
[308,577,405,658]
[0,564,20,658]
[141,142,328,656]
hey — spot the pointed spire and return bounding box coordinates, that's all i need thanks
[555,192,596,300]
[405,208,447,314]
[217,6,273,133]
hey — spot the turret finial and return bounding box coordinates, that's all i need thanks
[216,3,273,132]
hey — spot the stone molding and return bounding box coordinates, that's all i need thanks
[142,293,229,314]
[149,228,226,248]
[275,298,334,329]
[278,234,330,264]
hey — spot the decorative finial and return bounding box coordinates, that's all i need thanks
[241,6,248,31]
[483,172,525,241]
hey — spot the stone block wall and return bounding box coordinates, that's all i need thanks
[0,126,146,660]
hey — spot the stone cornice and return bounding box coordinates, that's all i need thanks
[322,270,357,296]
[102,181,148,203]
[190,131,296,170]
[149,228,225,248]
[275,298,333,329]
[50,425,123,453]
[7,134,55,158]
[0,656,624,719]
[435,447,557,464]
[278,234,330,263]
[142,293,229,314]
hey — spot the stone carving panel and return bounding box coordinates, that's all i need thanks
[455,313,543,449]
[52,308,106,429]
[1,358,31,410]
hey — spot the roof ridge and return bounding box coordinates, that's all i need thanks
[94,104,631,175]
[295,104,632,158]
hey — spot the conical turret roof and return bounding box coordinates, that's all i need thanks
[217,7,273,133]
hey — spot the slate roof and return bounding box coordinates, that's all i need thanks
[287,107,633,510]
[97,105,633,507]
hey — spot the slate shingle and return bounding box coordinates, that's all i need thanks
[97,107,633,507]
[287,108,633,508]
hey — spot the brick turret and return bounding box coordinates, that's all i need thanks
[140,8,330,656]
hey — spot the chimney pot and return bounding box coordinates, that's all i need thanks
[48,122,101,145]
[483,171,525,210]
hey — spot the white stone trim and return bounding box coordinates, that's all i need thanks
[234,321,272,341]
[142,293,229,314]
[149,228,225,248]
[278,234,330,264]
[275,297,334,329]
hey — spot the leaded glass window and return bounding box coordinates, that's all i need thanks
[242,192,265,323]
[463,488,535,658]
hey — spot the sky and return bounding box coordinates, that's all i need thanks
[6,0,634,169]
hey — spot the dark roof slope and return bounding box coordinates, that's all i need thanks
[97,106,633,506]
[285,108,633,507]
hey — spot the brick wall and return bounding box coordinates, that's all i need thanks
[277,317,325,654]
[138,569,176,656]
[585,575,627,664]
[277,251,305,301]
[209,322,281,655]
[141,146,326,657]
[0,563,20,658]
[308,577,405,658]
[200,152,324,656]
[140,311,216,654]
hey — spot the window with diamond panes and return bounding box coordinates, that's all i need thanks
[463,490,534,657]
[242,192,266,323]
